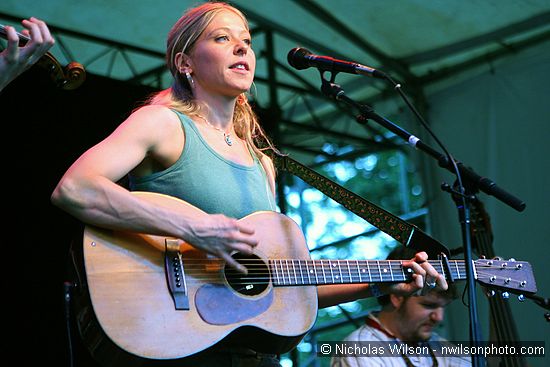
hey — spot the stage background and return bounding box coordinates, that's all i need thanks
[1,1,549,366]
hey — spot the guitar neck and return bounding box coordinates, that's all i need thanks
[268,259,468,287]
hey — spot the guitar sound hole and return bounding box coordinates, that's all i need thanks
[225,253,269,296]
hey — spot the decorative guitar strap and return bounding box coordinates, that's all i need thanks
[270,153,449,257]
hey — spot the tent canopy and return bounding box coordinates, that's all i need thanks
[2,0,550,162]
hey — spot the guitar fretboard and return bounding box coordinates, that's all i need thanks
[268,259,468,287]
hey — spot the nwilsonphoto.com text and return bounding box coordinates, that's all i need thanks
[317,341,545,358]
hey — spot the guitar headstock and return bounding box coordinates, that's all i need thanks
[474,258,537,295]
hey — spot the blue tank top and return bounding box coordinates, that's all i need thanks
[128,110,277,219]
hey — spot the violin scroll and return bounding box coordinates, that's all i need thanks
[36,53,86,90]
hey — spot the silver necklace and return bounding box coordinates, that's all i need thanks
[196,114,233,146]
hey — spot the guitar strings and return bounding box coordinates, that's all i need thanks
[169,259,516,277]
[160,261,526,289]
[162,270,519,287]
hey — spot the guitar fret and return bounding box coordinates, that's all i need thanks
[338,260,351,284]
[353,261,361,283]
[283,260,288,285]
[367,261,375,281]
[436,261,441,274]
[312,261,319,284]
[305,261,312,285]
[328,260,335,284]
[376,260,383,282]
[321,260,328,284]
[291,260,298,285]
[437,262,447,282]
[285,260,292,285]
[389,261,397,281]
[357,260,372,282]
[326,260,335,284]
[346,260,353,283]
[313,260,320,284]
[279,261,286,285]
[440,263,447,281]
[455,261,460,280]
[363,260,372,282]
[280,260,286,285]
[271,260,279,286]
[281,260,286,285]
[336,261,343,283]
[362,261,372,282]
[298,260,305,285]
[331,261,338,283]
[341,261,349,283]
[335,261,344,283]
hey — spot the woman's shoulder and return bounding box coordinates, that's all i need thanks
[121,105,182,132]
[109,105,183,147]
[130,104,178,121]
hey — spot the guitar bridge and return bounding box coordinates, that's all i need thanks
[164,239,190,310]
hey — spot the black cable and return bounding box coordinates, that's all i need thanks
[384,75,466,197]
[63,281,74,367]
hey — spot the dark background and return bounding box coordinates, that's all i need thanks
[2,65,154,366]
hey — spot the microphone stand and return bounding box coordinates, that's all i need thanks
[318,75,523,367]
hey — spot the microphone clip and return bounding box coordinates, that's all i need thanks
[319,73,374,126]
[320,72,344,100]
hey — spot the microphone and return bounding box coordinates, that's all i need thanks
[287,47,386,79]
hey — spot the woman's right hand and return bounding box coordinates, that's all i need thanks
[185,214,259,273]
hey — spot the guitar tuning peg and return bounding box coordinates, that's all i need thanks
[502,292,510,299]
[486,290,496,298]
[493,256,503,261]
[509,258,516,262]
[480,255,486,259]
[518,294,525,302]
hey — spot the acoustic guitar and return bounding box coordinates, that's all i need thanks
[71,191,537,366]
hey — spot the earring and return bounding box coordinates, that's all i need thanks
[185,71,195,89]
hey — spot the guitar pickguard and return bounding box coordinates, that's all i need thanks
[195,283,274,325]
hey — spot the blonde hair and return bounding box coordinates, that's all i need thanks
[146,1,278,173]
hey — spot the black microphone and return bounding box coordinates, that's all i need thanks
[287,47,386,79]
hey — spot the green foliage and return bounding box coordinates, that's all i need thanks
[279,147,429,366]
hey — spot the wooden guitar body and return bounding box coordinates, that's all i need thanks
[72,192,317,366]
[70,192,536,366]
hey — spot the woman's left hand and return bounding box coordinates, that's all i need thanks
[383,251,448,296]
